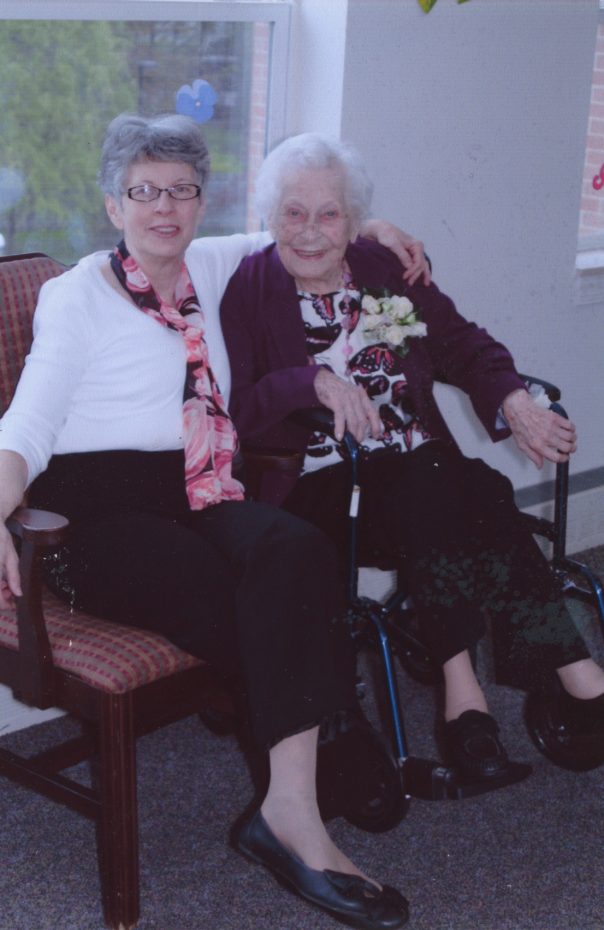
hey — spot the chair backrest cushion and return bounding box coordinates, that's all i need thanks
[0,253,67,414]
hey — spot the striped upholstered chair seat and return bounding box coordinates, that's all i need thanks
[0,589,201,694]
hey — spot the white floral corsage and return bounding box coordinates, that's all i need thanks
[361,290,427,357]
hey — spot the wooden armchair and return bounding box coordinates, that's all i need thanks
[0,253,227,929]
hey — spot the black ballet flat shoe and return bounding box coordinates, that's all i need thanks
[234,809,409,930]
[443,710,510,781]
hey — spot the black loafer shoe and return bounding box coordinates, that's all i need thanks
[444,710,510,781]
[525,686,604,772]
[235,809,409,929]
[559,690,604,738]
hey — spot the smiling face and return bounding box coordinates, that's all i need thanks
[270,166,358,294]
[104,159,205,273]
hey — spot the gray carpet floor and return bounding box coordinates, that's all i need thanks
[1,547,603,930]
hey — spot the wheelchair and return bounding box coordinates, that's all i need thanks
[244,375,604,832]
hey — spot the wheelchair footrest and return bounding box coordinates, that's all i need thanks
[402,755,532,801]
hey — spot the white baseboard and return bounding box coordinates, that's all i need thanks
[0,686,63,737]
[522,483,604,556]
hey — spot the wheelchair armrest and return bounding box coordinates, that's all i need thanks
[290,406,338,436]
[516,375,571,561]
[518,373,561,404]
[289,408,360,458]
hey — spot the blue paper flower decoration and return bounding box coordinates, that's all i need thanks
[175,79,217,124]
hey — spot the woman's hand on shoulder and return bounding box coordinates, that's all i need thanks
[314,368,382,443]
[0,523,21,609]
[502,388,577,468]
[358,219,431,286]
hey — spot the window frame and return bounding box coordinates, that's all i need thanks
[0,0,291,154]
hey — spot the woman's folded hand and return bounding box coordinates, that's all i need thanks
[502,388,577,469]
[313,368,382,443]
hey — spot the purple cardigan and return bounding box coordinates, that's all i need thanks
[221,238,525,504]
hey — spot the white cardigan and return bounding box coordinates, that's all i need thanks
[0,233,269,483]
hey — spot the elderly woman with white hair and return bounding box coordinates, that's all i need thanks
[221,132,604,784]
[0,114,428,930]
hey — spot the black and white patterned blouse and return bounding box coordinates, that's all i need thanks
[298,279,432,473]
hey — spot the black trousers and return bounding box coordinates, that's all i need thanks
[30,451,356,748]
[283,440,589,692]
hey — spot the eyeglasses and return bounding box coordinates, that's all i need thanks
[126,183,202,202]
[278,206,348,231]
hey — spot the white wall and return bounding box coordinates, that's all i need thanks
[292,0,601,497]
[286,0,348,137]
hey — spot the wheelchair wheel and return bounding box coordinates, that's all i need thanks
[342,742,409,833]
[525,691,604,772]
[317,712,409,831]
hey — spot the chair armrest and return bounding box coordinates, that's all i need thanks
[5,508,69,708]
[241,447,304,475]
[7,507,69,547]
[241,446,304,501]
[242,409,340,483]
[242,408,360,500]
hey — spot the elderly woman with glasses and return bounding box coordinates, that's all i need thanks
[221,132,604,784]
[0,114,430,930]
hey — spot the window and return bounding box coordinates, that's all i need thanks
[578,9,604,248]
[0,1,290,262]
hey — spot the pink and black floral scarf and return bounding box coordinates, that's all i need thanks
[110,239,244,510]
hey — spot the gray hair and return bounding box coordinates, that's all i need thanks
[255,133,374,227]
[98,113,211,200]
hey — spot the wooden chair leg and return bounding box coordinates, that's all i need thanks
[97,693,139,930]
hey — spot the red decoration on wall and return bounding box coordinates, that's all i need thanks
[592,164,604,190]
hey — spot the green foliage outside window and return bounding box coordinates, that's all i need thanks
[0,22,134,260]
[0,20,257,262]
